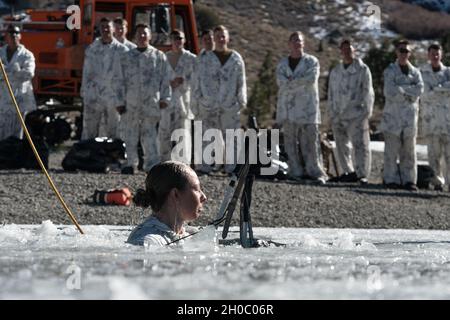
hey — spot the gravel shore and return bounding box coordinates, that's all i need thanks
[0,144,449,230]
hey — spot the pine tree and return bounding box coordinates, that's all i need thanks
[247,51,277,127]
[363,40,397,109]
[441,33,450,66]
[194,4,221,32]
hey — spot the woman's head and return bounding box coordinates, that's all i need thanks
[134,161,207,222]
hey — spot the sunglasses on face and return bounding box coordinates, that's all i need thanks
[399,48,410,54]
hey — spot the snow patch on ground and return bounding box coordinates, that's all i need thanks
[307,0,399,55]
[329,141,428,160]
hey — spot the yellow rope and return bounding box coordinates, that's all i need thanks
[0,57,84,234]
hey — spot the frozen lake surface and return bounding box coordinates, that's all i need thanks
[1,221,449,299]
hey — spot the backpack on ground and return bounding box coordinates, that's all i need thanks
[62,137,126,173]
[0,136,49,170]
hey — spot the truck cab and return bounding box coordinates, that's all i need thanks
[1,0,199,104]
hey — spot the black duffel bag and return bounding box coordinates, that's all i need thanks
[62,137,126,173]
[0,136,49,170]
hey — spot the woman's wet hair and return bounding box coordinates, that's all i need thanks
[133,161,193,211]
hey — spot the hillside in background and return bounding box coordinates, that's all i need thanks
[405,0,450,12]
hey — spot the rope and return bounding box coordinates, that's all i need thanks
[0,57,84,234]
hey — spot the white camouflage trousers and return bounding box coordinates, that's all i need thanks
[383,132,417,185]
[331,117,371,178]
[159,108,192,164]
[195,108,240,173]
[81,104,119,140]
[426,134,450,187]
[283,121,327,179]
[120,112,160,172]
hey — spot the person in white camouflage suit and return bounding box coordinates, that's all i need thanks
[420,43,450,191]
[0,25,36,141]
[191,29,214,136]
[327,39,375,184]
[113,18,137,51]
[193,25,247,174]
[159,30,197,164]
[80,18,128,140]
[198,29,214,57]
[119,24,172,174]
[381,40,424,191]
[276,31,327,183]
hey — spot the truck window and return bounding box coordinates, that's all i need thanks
[174,6,196,53]
[93,2,126,38]
[133,5,171,47]
[94,12,124,26]
[175,14,185,34]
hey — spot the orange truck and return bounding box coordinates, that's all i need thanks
[1,0,199,105]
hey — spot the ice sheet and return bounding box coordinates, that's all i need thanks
[1,221,449,299]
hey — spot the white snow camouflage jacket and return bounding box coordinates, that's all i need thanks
[120,45,172,117]
[327,58,374,122]
[120,38,137,51]
[80,38,128,107]
[193,50,247,113]
[167,48,197,120]
[276,53,321,125]
[0,44,36,113]
[419,62,450,136]
[380,61,424,137]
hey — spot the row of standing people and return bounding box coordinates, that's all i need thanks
[279,33,450,191]
[80,19,246,175]
[1,22,449,191]
[330,39,450,191]
[81,21,450,191]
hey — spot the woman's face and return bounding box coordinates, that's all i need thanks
[177,171,207,221]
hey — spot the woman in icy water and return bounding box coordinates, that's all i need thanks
[127,161,207,246]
